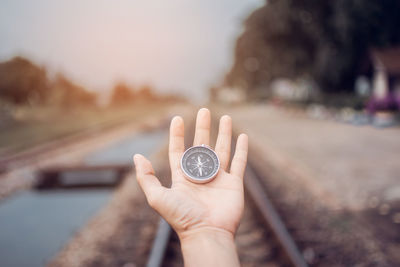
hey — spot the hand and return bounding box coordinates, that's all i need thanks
[133,108,248,240]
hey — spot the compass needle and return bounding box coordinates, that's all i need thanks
[181,145,220,183]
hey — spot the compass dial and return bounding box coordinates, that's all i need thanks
[181,145,220,183]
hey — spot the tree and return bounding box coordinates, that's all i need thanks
[0,57,50,105]
[52,74,97,107]
[226,0,400,98]
[136,85,156,101]
[110,82,135,105]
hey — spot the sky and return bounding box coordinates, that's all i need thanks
[0,0,264,101]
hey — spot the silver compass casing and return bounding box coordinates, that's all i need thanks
[180,144,220,184]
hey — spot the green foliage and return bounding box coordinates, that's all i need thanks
[226,0,400,97]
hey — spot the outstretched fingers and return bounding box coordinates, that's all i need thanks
[215,115,232,171]
[193,108,211,146]
[230,134,249,179]
[134,154,165,207]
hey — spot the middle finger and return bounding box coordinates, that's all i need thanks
[193,108,211,146]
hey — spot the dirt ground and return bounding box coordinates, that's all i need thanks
[220,104,400,266]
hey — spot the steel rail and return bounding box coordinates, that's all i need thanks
[244,162,308,267]
[146,118,307,267]
[146,161,308,267]
[146,218,172,267]
[145,117,196,267]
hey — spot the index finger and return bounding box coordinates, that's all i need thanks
[169,116,185,174]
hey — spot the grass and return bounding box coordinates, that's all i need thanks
[0,102,172,157]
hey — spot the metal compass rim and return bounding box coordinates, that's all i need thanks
[180,144,220,184]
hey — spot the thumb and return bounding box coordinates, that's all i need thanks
[133,154,165,207]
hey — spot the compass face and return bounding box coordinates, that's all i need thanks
[181,145,220,183]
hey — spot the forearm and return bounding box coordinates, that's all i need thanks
[179,227,240,267]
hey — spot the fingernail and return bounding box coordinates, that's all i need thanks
[171,116,183,124]
[198,107,210,114]
[221,115,231,121]
[133,154,139,166]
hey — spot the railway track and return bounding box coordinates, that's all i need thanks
[0,115,172,267]
[0,114,170,201]
[1,109,307,266]
[146,154,308,267]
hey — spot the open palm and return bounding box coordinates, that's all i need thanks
[134,108,248,238]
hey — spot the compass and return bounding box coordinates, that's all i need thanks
[180,144,220,183]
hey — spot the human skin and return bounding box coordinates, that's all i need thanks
[133,108,248,267]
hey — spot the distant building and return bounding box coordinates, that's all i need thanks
[358,47,400,99]
[212,87,246,104]
[270,78,318,101]
[357,47,400,113]
[371,47,400,98]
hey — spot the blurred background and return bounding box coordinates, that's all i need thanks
[0,0,399,266]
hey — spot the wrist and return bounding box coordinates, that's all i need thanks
[178,226,235,243]
[178,227,240,267]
